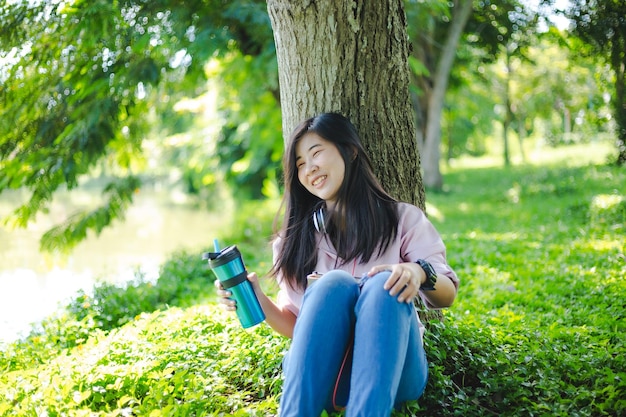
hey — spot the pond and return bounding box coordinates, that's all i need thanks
[0,186,229,344]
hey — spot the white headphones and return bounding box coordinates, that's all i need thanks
[312,205,327,234]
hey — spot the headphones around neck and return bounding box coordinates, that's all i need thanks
[312,205,327,234]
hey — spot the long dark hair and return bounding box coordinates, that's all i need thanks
[272,112,399,290]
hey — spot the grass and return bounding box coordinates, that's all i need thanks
[0,141,624,416]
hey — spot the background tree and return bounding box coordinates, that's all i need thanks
[0,0,276,250]
[464,0,538,166]
[407,0,472,190]
[445,6,613,163]
[521,30,612,147]
[566,0,626,165]
[406,0,548,185]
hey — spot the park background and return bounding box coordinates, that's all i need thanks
[1,0,625,416]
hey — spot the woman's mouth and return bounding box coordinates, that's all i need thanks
[312,175,327,187]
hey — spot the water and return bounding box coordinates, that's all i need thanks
[0,187,229,344]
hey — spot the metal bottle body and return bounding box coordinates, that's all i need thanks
[206,245,265,328]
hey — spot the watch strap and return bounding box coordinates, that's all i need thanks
[416,259,437,291]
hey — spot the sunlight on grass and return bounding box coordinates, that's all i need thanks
[592,194,625,209]
[591,193,625,220]
[526,141,615,166]
[465,229,527,242]
[487,305,526,326]
[446,140,615,171]
[583,238,624,252]
[425,201,445,222]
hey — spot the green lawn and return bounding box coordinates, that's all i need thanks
[1,142,624,416]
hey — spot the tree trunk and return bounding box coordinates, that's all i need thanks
[266,0,424,208]
[516,115,527,163]
[421,0,472,190]
[610,29,626,165]
[503,50,512,166]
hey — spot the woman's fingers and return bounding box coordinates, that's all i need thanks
[374,264,418,303]
[381,265,406,293]
[397,274,418,303]
[217,294,237,311]
[215,280,237,311]
[215,272,262,312]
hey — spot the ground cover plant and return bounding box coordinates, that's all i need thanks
[0,142,624,416]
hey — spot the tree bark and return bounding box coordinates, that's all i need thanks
[502,48,512,166]
[610,27,626,165]
[266,0,424,208]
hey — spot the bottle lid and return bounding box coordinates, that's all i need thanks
[204,245,241,267]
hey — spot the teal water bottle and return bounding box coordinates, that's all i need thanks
[203,245,265,328]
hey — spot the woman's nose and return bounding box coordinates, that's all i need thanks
[305,163,318,175]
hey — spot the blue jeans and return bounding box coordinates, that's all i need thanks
[279,270,428,417]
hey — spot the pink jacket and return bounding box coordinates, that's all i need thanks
[275,202,459,325]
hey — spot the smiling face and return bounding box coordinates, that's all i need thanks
[295,132,346,208]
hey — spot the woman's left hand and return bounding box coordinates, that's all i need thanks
[368,263,424,303]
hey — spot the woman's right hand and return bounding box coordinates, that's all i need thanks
[214,279,237,311]
[214,272,264,312]
[217,271,296,339]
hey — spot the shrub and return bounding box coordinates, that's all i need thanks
[0,307,289,416]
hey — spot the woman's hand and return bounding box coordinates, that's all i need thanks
[214,272,263,311]
[215,273,298,338]
[214,278,236,311]
[368,263,424,303]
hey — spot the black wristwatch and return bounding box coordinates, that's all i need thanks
[416,259,437,291]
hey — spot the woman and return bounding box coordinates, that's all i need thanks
[217,112,458,416]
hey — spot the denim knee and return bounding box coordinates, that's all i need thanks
[362,270,392,285]
[360,270,392,297]
[359,270,413,310]
[303,269,359,306]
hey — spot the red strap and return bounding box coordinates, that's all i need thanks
[332,339,353,411]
